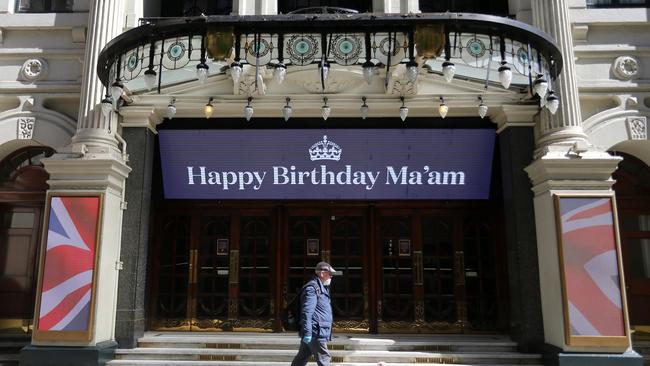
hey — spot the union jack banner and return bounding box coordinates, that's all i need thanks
[558,197,625,338]
[37,196,100,333]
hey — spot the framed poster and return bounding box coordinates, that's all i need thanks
[554,194,630,347]
[398,239,411,256]
[306,239,319,256]
[33,193,103,342]
[216,239,229,256]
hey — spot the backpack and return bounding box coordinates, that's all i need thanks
[282,282,321,332]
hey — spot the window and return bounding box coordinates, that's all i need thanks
[279,0,371,14]
[17,0,73,12]
[161,0,232,17]
[419,0,508,16]
[586,0,648,7]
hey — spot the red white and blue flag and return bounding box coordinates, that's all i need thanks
[38,196,100,332]
[559,197,625,337]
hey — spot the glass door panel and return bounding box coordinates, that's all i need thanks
[153,215,191,330]
[379,216,414,323]
[421,216,456,328]
[239,217,272,321]
[194,216,230,329]
[287,216,321,297]
[330,216,367,330]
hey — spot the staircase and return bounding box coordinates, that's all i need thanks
[0,334,29,366]
[109,332,543,366]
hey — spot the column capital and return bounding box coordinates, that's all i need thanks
[43,157,131,195]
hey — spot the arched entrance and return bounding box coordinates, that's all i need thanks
[0,147,52,334]
[612,153,650,333]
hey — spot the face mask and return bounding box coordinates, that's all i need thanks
[323,278,332,286]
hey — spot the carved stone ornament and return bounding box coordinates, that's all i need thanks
[17,117,36,139]
[21,58,48,81]
[612,56,640,80]
[627,117,647,140]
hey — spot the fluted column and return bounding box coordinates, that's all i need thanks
[531,0,588,157]
[71,0,126,152]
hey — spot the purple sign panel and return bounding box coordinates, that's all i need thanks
[159,129,495,200]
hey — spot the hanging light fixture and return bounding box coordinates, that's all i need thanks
[283,97,293,122]
[321,97,331,121]
[533,74,549,99]
[399,97,408,122]
[244,97,254,121]
[165,97,177,119]
[477,96,488,119]
[360,96,369,120]
[196,62,209,83]
[442,61,455,83]
[545,91,559,115]
[144,69,157,90]
[406,60,418,83]
[498,61,512,89]
[110,80,124,102]
[231,62,243,84]
[274,63,287,84]
[204,97,214,119]
[362,61,374,85]
[319,61,330,82]
[438,96,448,119]
[101,95,113,118]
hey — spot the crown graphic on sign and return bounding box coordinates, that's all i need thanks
[309,135,342,161]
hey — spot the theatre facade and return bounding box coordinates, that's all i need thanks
[0,1,649,366]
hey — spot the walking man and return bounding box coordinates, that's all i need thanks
[290,261,336,366]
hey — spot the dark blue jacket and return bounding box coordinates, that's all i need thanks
[300,276,333,340]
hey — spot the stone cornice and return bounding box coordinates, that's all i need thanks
[525,156,622,195]
[43,158,131,194]
[119,105,163,133]
[490,104,539,133]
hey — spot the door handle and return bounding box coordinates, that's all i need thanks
[189,249,198,284]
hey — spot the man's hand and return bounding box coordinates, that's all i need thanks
[302,335,312,344]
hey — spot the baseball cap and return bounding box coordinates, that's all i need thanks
[315,261,336,274]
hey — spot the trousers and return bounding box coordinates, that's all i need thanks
[290,338,331,366]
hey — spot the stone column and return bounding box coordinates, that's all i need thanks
[531,0,589,158]
[525,2,640,364]
[71,0,126,156]
[22,1,130,365]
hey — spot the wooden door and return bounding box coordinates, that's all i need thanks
[0,205,42,333]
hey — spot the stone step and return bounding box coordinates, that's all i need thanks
[115,348,542,364]
[137,333,518,352]
[0,353,20,365]
[109,361,543,366]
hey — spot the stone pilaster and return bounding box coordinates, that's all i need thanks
[531,0,589,158]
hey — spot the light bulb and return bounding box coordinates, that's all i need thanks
[196,63,209,83]
[244,105,254,121]
[533,75,548,99]
[274,63,286,84]
[110,81,124,102]
[283,98,292,122]
[144,69,157,90]
[231,62,242,84]
[204,99,214,119]
[101,97,113,118]
[439,103,448,119]
[165,99,177,119]
[406,61,418,83]
[362,61,374,84]
[399,106,408,121]
[498,61,512,89]
[546,91,559,115]
[360,97,369,120]
[442,61,455,83]
[478,103,488,119]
